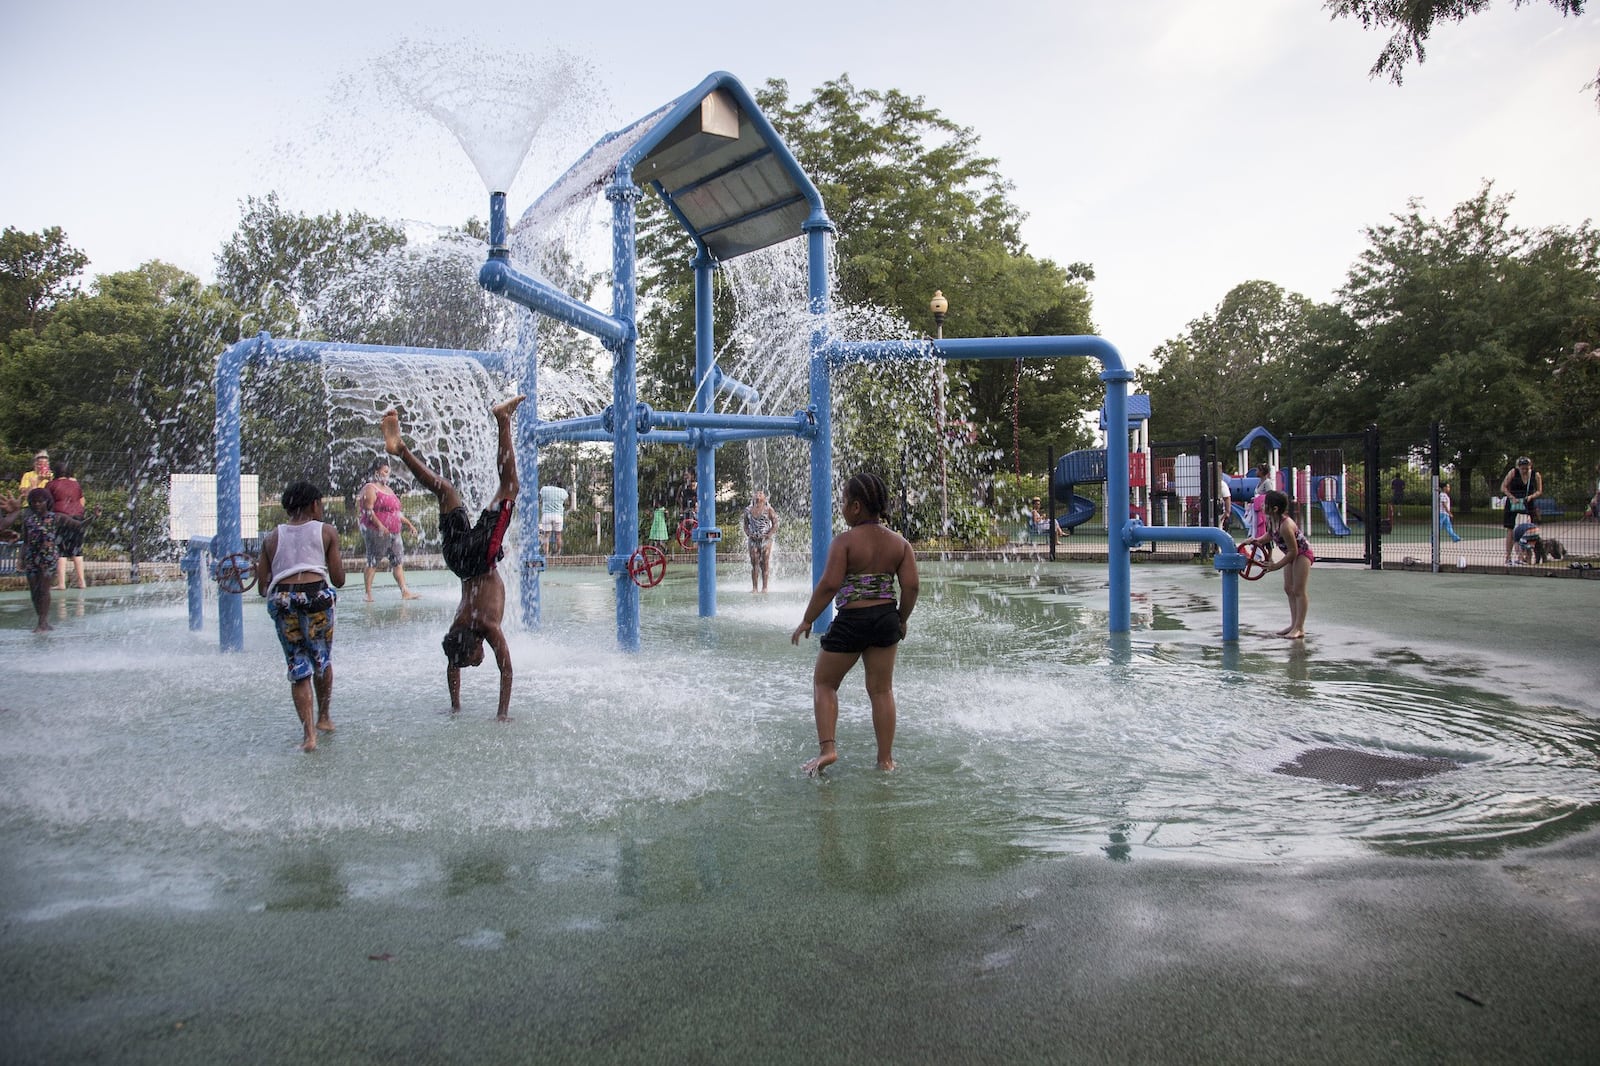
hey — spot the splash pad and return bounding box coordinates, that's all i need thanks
[13,63,1600,1062]
[5,565,1600,1061]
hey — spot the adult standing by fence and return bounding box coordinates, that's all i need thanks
[47,459,87,589]
[19,450,51,494]
[356,457,420,602]
[1500,456,1543,566]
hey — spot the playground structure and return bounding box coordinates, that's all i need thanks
[196,71,1249,650]
[1050,393,1152,534]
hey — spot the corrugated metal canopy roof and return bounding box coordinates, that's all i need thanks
[632,86,815,261]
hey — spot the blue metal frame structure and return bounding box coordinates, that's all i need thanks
[205,71,1243,652]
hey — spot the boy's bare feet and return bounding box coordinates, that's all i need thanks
[301,734,317,752]
[316,718,336,733]
[491,395,526,420]
[380,408,404,455]
[802,739,837,777]
[877,758,896,771]
[402,591,421,600]
[497,713,513,722]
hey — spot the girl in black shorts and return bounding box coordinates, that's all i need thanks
[791,472,919,776]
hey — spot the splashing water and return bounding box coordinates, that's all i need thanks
[321,351,507,514]
[372,39,600,195]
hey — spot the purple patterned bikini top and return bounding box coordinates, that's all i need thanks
[835,571,895,609]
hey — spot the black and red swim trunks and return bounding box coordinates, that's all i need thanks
[440,500,515,580]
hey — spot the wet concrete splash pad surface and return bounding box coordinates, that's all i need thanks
[3,562,1598,1062]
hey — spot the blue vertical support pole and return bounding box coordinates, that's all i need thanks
[693,250,718,617]
[492,192,546,632]
[516,313,542,629]
[214,334,254,651]
[608,179,643,652]
[804,215,835,634]
[1102,367,1133,633]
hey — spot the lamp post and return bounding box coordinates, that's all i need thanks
[930,290,948,537]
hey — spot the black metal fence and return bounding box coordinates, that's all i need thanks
[1036,423,1598,574]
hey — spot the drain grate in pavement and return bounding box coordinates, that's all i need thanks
[1273,747,1459,790]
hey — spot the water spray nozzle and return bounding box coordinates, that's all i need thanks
[488,191,510,259]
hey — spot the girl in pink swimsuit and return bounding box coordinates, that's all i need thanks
[1241,489,1313,639]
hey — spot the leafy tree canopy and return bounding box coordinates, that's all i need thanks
[0,225,89,343]
[1327,0,1596,107]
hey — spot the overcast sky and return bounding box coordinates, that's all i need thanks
[3,0,1596,367]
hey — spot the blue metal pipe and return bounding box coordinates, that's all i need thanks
[694,251,717,619]
[479,257,631,348]
[608,180,643,652]
[213,334,256,651]
[181,538,212,632]
[711,365,759,406]
[805,219,836,635]
[489,191,509,255]
[247,336,510,372]
[648,410,811,433]
[822,334,1127,373]
[1102,369,1133,633]
[1124,520,1246,641]
[532,414,609,442]
[515,311,542,629]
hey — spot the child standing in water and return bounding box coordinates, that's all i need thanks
[1,488,93,632]
[1241,489,1313,639]
[258,481,346,751]
[382,397,524,721]
[791,472,919,775]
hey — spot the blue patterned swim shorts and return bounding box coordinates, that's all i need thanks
[267,583,337,682]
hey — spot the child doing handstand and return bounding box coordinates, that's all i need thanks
[791,472,919,775]
[382,397,524,721]
[1241,489,1313,639]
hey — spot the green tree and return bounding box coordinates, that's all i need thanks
[0,226,89,343]
[1334,182,1600,488]
[0,261,229,566]
[1326,0,1596,107]
[215,192,407,338]
[1138,280,1322,446]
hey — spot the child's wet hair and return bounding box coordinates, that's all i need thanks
[27,488,51,508]
[1264,489,1289,514]
[441,626,482,667]
[843,472,890,519]
[280,481,324,515]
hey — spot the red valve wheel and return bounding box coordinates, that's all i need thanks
[215,552,258,594]
[627,545,669,588]
[675,517,698,550]
[1238,542,1269,582]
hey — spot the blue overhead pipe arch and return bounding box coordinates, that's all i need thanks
[206,71,1241,656]
[208,333,510,651]
[467,70,1247,648]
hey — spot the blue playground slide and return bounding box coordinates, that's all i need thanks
[1057,493,1097,531]
[1229,502,1249,531]
[1053,449,1108,532]
[1319,499,1352,537]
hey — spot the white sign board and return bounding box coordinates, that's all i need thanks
[1174,454,1202,498]
[169,473,259,541]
